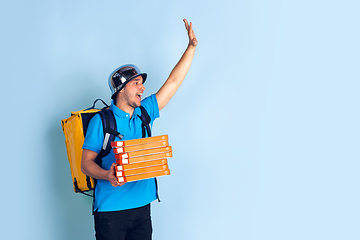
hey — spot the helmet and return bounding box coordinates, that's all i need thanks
[108,64,147,99]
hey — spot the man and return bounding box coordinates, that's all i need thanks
[81,19,197,240]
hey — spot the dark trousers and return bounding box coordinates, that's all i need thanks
[94,204,152,240]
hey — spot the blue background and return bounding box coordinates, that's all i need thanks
[1,0,359,239]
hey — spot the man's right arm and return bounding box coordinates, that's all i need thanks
[81,149,122,187]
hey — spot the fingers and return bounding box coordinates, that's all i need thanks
[183,19,189,30]
[184,19,197,46]
[184,19,195,33]
[109,163,121,187]
[110,178,120,187]
[106,163,125,187]
[110,162,117,173]
[184,19,195,36]
[111,179,120,187]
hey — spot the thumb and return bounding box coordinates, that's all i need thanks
[111,163,117,173]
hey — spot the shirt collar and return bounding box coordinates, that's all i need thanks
[110,101,142,119]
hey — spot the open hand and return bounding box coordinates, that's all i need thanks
[183,19,198,47]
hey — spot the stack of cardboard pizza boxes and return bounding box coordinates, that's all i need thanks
[111,135,172,183]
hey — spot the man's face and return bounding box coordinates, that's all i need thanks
[120,76,145,108]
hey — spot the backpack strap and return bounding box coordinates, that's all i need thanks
[95,109,123,165]
[93,109,122,188]
[139,105,151,138]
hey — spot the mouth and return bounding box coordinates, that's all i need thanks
[136,93,142,100]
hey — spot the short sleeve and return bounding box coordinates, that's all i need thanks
[82,113,104,153]
[140,94,160,123]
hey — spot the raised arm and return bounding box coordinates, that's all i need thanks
[156,19,198,111]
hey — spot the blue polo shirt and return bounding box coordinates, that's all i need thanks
[83,94,160,212]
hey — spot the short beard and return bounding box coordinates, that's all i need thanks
[122,90,141,109]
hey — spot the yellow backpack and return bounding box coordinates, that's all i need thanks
[61,99,151,195]
[61,99,111,194]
